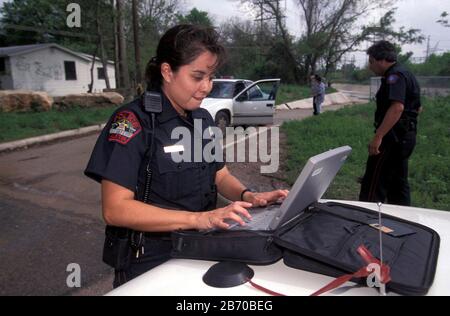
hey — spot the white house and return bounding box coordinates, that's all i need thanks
[0,43,116,96]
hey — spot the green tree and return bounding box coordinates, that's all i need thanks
[177,8,213,27]
[1,0,69,45]
[137,0,182,80]
[218,18,260,79]
[407,53,450,76]
[0,0,186,92]
[0,0,114,56]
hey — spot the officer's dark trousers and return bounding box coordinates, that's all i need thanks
[359,131,416,206]
[113,237,172,289]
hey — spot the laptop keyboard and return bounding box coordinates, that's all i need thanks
[230,204,280,231]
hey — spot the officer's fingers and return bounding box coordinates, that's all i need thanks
[275,190,289,198]
[275,190,289,203]
[232,201,253,208]
[232,205,252,221]
[249,194,266,206]
[216,221,232,230]
[369,149,380,156]
[226,211,247,226]
[255,198,268,207]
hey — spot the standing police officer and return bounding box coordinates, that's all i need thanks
[84,24,288,288]
[359,40,422,206]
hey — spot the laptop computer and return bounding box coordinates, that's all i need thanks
[228,145,352,231]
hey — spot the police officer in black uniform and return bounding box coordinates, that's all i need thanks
[359,40,422,206]
[84,24,288,288]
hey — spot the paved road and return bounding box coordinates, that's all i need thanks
[0,134,114,296]
[0,102,353,296]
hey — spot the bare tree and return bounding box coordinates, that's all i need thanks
[296,0,393,78]
[295,0,425,79]
[116,0,131,90]
[239,0,301,81]
[110,0,120,89]
[88,43,100,93]
[140,0,181,34]
[97,0,111,90]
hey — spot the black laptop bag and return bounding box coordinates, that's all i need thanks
[171,201,440,296]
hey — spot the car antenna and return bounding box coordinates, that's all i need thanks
[377,202,387,296]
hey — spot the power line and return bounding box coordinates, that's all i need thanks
[2,23,98,40]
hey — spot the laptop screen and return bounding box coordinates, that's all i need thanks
[268,146,352,230]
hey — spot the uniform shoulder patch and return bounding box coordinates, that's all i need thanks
[387,74,400,84]
[108,111,142,145]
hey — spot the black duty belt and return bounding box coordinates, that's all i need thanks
[106,226,171,239]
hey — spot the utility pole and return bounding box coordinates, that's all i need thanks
[425,35,431,61]
[253,0,286,64]
[132,0,143,88]
[259,1,264,36]
[254,0,285,36]
[96,0,111,90]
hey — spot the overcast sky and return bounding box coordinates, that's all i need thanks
[1,0,449,65]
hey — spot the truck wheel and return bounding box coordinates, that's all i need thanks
[215,111,230,134]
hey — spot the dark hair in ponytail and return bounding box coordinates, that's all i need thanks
[145,24,226,91]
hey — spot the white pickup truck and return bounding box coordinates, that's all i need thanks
[200,79,281,131]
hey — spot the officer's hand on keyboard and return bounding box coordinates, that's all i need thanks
[198,201,253,231]
[223,215,252,229]
[245,190,289,207]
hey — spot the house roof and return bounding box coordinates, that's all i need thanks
[0,43,114,65]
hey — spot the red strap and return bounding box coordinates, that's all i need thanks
[311,245,391,296]
[310,267,368,297]
[357,246,391,284]
[246,245,391,297]
[247,279,286,296]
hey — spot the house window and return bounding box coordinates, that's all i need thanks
[0,58,5,73]
[64,61,77,80]
[97,67,106,80]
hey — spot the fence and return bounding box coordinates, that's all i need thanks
[370,76,450,100]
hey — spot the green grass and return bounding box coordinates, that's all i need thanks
[0,106,118,143]
[281,96,450,211]
[277,84,337,106]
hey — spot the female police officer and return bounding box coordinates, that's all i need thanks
[84,24,288,287]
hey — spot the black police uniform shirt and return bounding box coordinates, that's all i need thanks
[375,63,421,129]
[84,93,225,213]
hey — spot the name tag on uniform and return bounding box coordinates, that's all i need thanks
[164,145,185,153]
[208,127,215,139]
